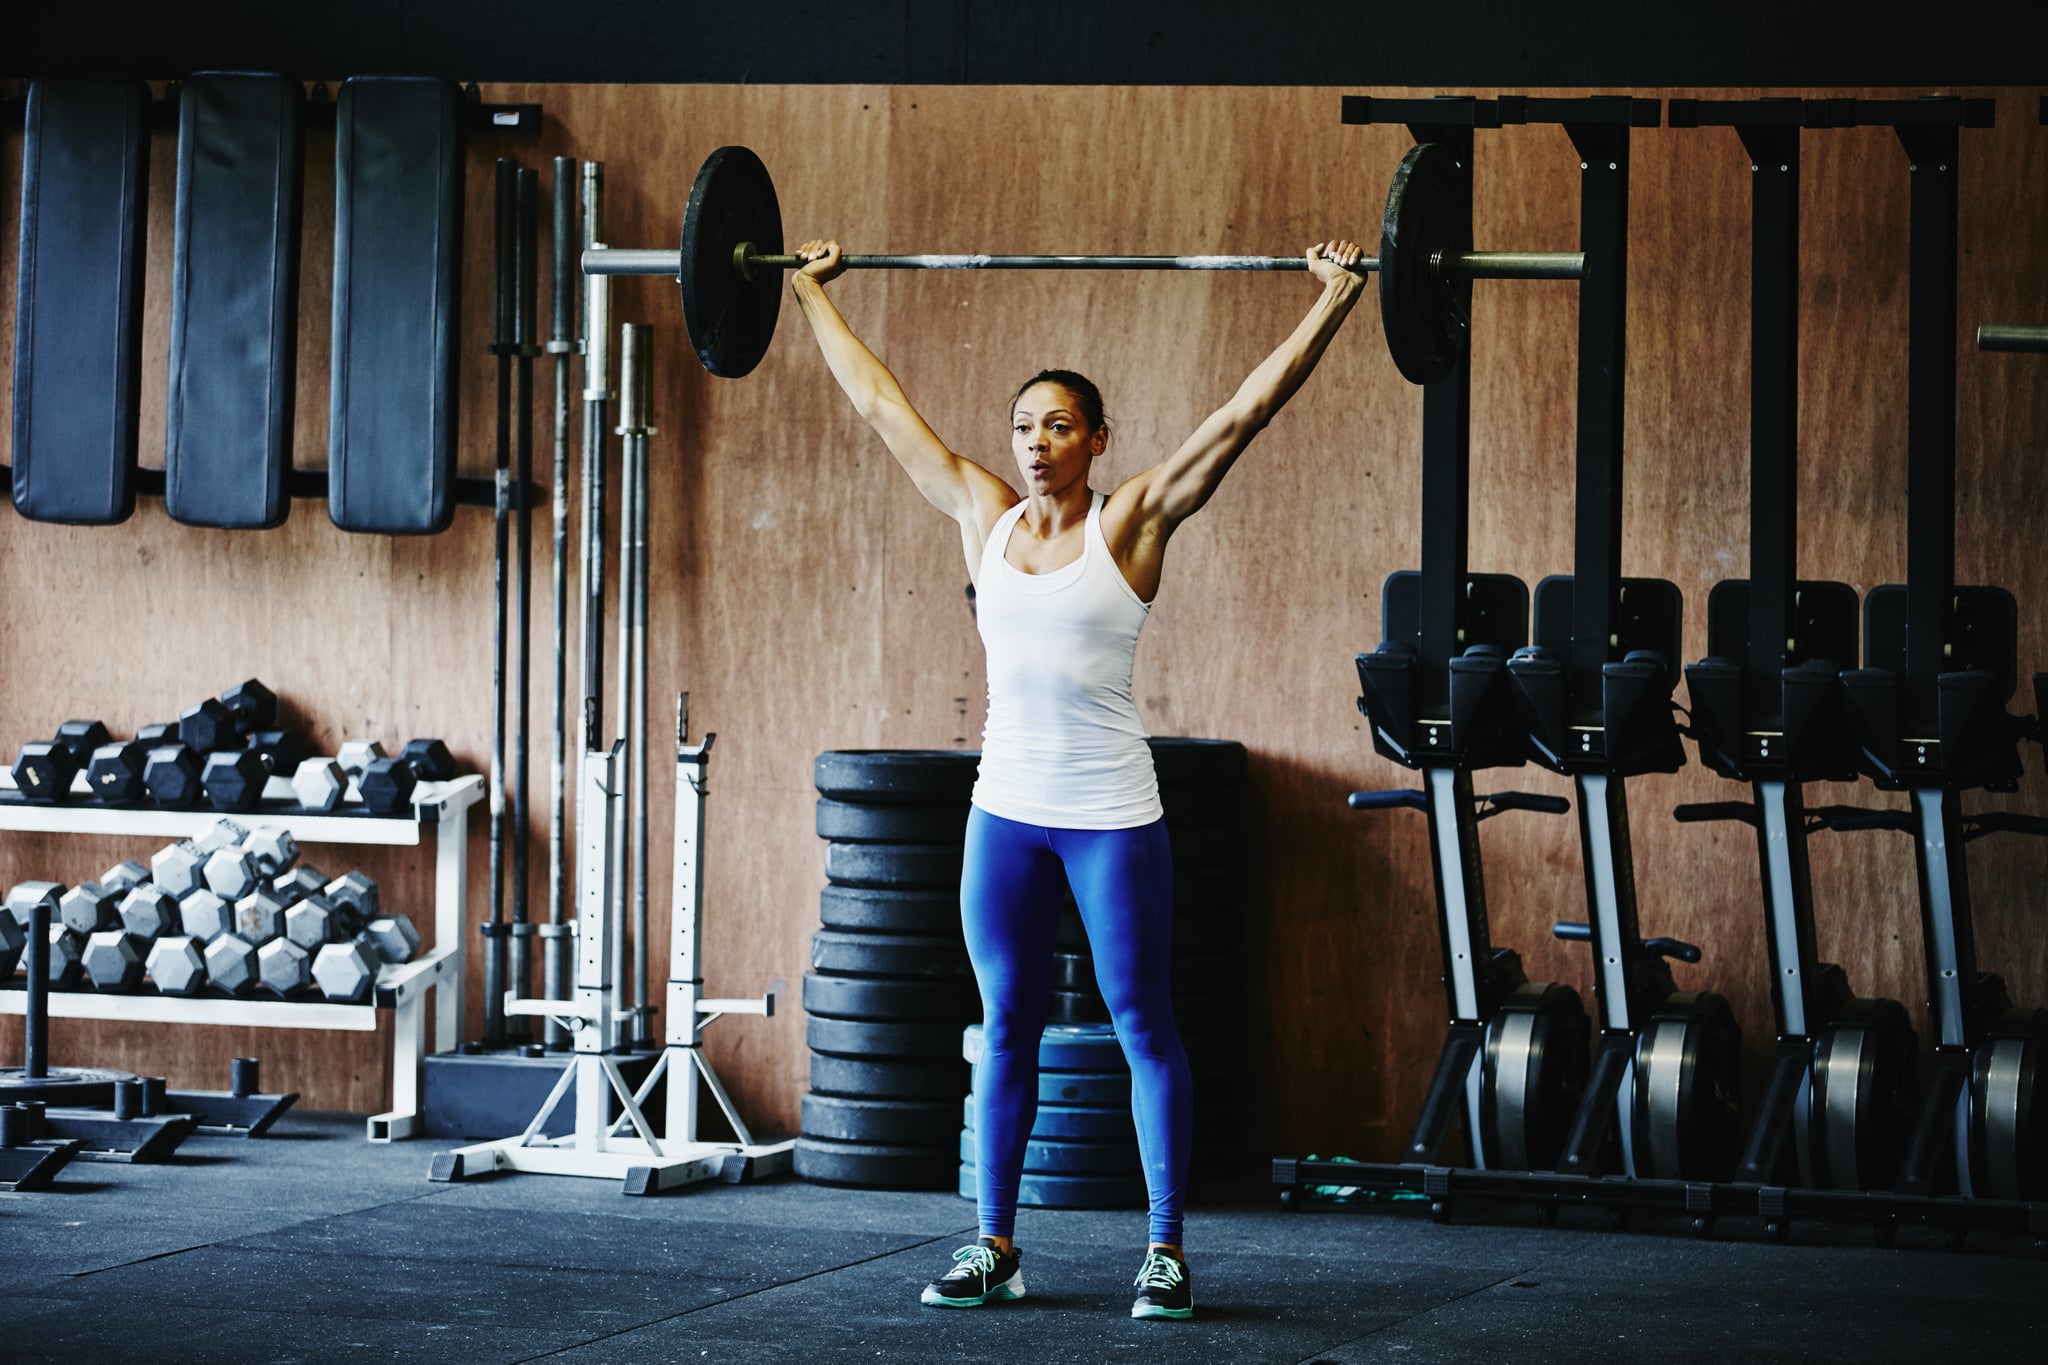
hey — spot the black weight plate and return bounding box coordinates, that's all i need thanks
[963,1096,1135,1142]
[1168,825,1244,874]
[1380,142,1470,386]
[1158,781,1246,827]
[966,1061,1132,1107]
[801,1092,960,1144]
[962,1021,1122,1070]
[824,841,965,891]
[803,971,979,1022]
[794,1135,954,1190]
[807,1015,967,1061]
[810,1052,971,1102]
[959,1129,1142,1175]
[814,750,979,804]
[811,929,971,978]
[1146,737,1248,786]
[815,796,969,844]
[680,145,784,379]
[957,1162,1147,1209]
[820,885,961,936]
[1051,894,1243,955]
[1046,952,1238,994]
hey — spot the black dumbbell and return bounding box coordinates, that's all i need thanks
[202,749,273,813]
[359,741,458,815]
[87,741,150,803]
[178,698,239,755]
[144,744,206,808]
[245,728,312,774]
[220,679,277,736]
[135,722,177,745]
[55,720,112,764]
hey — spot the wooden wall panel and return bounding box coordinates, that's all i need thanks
[2,84,2044,1163]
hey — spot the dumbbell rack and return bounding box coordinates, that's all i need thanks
[0,775,483,1142]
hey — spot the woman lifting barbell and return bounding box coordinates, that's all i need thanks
[791,235,1365,1321]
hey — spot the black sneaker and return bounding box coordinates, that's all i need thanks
[1131,1249,1193,1320]
[920,1238,1025,1308]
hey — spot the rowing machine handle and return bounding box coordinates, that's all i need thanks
[1348,789,1427,812]
[1479,791,1571,816]
[1552,922,1703,964]
[1811,804,1915,833]
[1673,801,1759,826]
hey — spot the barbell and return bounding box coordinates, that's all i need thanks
[585,143,1586,386]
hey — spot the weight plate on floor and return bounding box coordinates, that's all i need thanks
[814,750,979,805]
[963,1021,1122,1070]
[1049,981,1234,1027]
[957,1162,1147,1209]
[963,1096,1135,1142]
[1034,1067,1133,1107]
[680,145,784,379]
[815,796,969,844]
[824,841,964,891]
[1380,141,1470,386]
[808,1015,967,1061]
[819,885,961,936]
[959,1129,1142,1175]
[1146,737,1248,786]
[794,1135,954,1190]
[802,971,979,1022]
[810,1052,970,1102]
[811,929,971,978]
[801,1092,960,1145]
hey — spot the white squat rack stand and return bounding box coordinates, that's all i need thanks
[431,697,792,1193]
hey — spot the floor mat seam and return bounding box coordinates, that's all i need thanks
[1292,1265,1540,1364]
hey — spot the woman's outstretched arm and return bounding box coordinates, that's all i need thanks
[791,240,1015,530]
[1130,240,1367,529]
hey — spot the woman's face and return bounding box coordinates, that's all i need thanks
[1011,382,1105,495]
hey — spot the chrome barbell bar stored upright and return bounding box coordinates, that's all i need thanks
[582,143,1587,385]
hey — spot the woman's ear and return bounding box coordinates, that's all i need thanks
[1092,425,1109,457]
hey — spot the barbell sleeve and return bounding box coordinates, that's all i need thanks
[582,245,1584,282]
[1977,323,2048,353]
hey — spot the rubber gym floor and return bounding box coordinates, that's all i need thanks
[1,1111,2037,1363]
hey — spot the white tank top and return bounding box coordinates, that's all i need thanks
[971,491,1162,829]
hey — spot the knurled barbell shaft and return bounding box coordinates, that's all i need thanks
[584,246,1584,282]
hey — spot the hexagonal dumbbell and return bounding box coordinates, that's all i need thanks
[204,934,260,995]
[336,739,387,778]
[234,886,292,945]
[195,818,250,855]
[272,866,329,906]
[312,940,380,1002]
[88,741,150,803]
[153,842,206,898]
[359,757,418,816]
[47,927,87,987]
[202,750,271,813]
[12,740,81,804]
[144,744,205,807]
[135,722,177,745]
[54,719,113,763]
[245,827,299,878]
[0,912,26,979]
[118,885,180,939]
[6,881,66,930]
[257,937,312,998]
[146,936,208,995]
[220,679,277,735]
[292,757,347,812]
[324,872,379,926]
[399,738,457,781]
[58,883,119,936]
[362,914,422,965]
[179,888,233,943]
[179,697,238,754]
[245,729,311,775]
[204,846,260,901]
[285,894,357,951]
[83,930,148,990]
[100,860,152,896]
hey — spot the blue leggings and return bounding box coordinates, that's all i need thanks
[962,806,1192,1245]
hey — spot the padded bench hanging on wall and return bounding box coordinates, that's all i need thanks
[11,79,151,525]
[329,75,464,535]
[166,72,305,530]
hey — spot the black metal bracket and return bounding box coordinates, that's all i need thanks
[0,79,541,136]
[0,464,546,517]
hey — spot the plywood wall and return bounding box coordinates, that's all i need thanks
[2,84,2044,1162]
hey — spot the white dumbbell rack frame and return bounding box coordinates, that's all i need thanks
[434,699,791,1193]
[0,775,481,1141]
